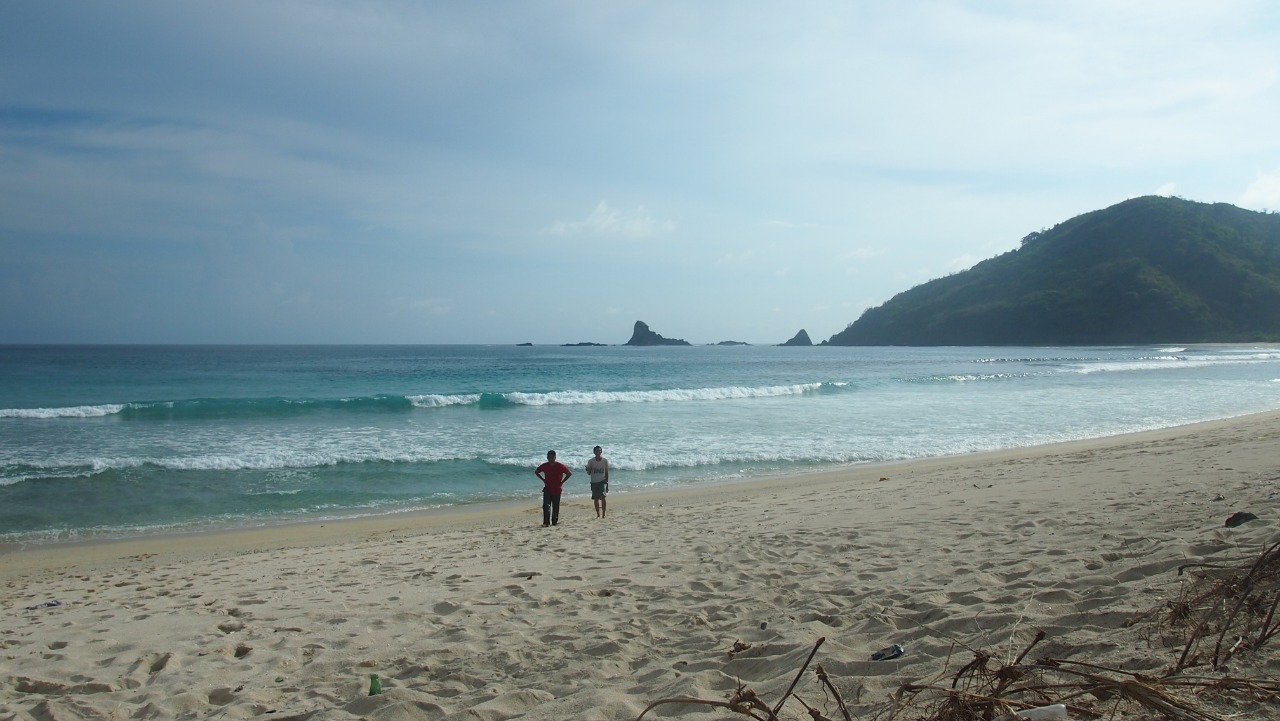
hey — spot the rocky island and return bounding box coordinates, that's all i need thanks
[778,329,812,346]
[625,320,691,346]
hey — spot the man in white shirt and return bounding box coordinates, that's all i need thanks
[585,445,610,518]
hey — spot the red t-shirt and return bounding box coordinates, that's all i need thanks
[536,461,572,495]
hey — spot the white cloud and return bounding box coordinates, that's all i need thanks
[1240,170,1280,211]
[1155,182,1178,197]
[547,201,675,237]
[5,1,1280,344]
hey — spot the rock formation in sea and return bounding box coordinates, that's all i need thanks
[778,329,812,346]
[625,321,691,346]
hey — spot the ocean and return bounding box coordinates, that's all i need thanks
[3,344,1279,544]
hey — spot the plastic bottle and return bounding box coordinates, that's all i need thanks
[368,674,382,696]
[870,644,904,661]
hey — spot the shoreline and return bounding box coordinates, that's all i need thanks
[5,408,1277,575]
[4,409,1279,719]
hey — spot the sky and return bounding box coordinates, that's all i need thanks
[2,1,1279,345]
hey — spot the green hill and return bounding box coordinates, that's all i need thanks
[826,196,1280,346]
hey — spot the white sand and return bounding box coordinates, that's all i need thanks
[3,412,1279,720]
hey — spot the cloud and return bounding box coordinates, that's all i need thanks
[1155,182,1178,197]
[1240,170,1280,211]
[547,201,675,237]
[4,1,1279,345]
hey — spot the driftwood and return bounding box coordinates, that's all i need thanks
[635,634,1279,721]
[636,638,837,721]
[885,539,1280,720]
[1129,539,1280,673]
[814,664,854,721]
[635,685,776,721]
[635,539,1280,721]
[885,644,1280,721]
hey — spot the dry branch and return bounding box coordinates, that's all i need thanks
[637,538,1280,721]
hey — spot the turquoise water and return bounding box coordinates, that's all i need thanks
[2,344,1279,542]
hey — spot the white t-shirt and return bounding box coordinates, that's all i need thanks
[586,457,609,484]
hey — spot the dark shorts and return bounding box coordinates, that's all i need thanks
[590,481,607,500]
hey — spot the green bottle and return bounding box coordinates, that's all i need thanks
[368,674,382,696]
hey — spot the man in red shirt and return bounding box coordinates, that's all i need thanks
[535,450,573,527]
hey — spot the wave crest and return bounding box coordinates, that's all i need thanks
[0,404,126,419]
[3,383,836,421]
[501,383,826,406]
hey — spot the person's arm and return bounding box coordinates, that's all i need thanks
[563,464,572,480]
[603,459,609,483]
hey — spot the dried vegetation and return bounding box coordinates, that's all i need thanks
[637,540,1280,721]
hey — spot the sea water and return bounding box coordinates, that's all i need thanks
[2,344,1279,543]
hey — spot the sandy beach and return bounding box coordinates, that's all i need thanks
[4,412,1280,720]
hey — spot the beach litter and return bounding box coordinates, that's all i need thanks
[1005,704,1068,720]
[872,644,905,661]
[24,599,62,611]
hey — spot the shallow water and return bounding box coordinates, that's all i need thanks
[3,343,1278,541]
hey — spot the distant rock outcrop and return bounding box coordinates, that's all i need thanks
[779,329,812,346]
[715,340,750,346]
[625,321,691,346]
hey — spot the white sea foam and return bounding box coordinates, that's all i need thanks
[1070,358,1215,374]
[0,404,125,419]
[407,384,826,409]
[504,383,824,406]
[6,344,1280,543]
[407,394,482,408]
[137,447,477,472]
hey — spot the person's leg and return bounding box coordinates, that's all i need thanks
[551,495,561,525]
[542,491,552,526]
[601,496,606,518]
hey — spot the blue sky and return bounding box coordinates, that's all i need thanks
[3,1,1279,345]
